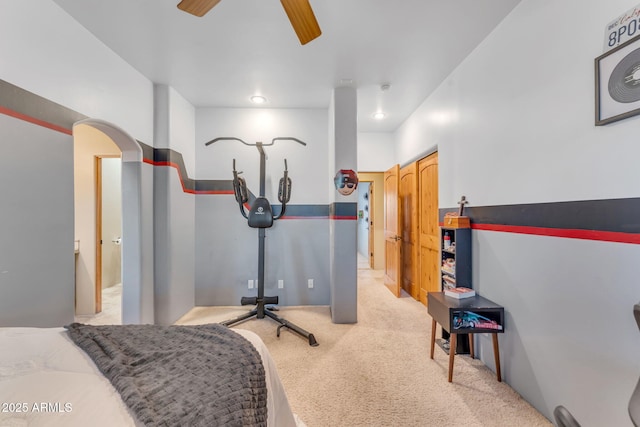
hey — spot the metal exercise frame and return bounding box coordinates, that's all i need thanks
[204,137,318,347]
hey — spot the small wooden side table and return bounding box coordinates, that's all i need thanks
[428,292,504,382]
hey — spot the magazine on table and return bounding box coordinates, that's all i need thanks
[444,287,476,299]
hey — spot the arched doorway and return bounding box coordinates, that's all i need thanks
[73,118,152,324]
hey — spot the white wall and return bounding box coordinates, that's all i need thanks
[195,107,328,204]
[395,1,640,425]
[0,1,154,145]
[357,132,396,172]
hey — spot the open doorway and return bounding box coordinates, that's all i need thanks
[74,125,121,324]
[357,172,385,270]
[72,119,150,325]
[357,181,372,268]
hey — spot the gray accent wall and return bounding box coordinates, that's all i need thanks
[0,114,75,327]
[153,167,195,324]
[139,161,155,324]
[472,231,640,427]
[195,194,258,305]
[195,194,330,306]
[121,160,154,325]
[329,219,357,323]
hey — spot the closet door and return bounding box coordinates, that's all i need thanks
[368,183,375,269]
[383,164,401,297]
[418,152,439,305]
[400,162,418,299]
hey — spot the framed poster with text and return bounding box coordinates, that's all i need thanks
[596,34,640,125]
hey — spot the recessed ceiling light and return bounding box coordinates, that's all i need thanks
[373,112,386,120]
[250,95,267,104]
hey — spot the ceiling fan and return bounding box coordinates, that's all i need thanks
[177,0,322,45]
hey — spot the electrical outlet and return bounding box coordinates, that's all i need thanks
[308,279,314,289]
[278,279,284,289]
[248,280,254,289]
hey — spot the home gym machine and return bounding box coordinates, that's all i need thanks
[204,136,318,347]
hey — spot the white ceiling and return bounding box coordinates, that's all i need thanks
[53,0,521,132]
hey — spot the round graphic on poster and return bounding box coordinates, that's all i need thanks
[334,169,358,195]
[608,46,640,103]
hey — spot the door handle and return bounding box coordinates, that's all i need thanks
[112,237,122,245]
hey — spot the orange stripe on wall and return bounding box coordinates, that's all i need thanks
[471,223,640,245]
[0,105,334,218]
[0,106,72,135]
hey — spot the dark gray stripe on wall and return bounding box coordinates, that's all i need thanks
[152,148,197,192]
[194,179,234,193]
[148,147,233,194]
[139,141,154,161]
[440,198,640,234]
[0,79,87,132]
[330,202,357,219]
[275,204,329,218]
[439,198,640,243]
[0,78,336,220]
[149,146,328,218]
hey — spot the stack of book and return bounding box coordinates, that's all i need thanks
[444,287,476,299]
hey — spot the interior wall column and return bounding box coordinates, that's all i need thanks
[328,86,358,324]
[152,84,196,325]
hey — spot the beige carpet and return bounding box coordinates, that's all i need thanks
[177,263,552,427]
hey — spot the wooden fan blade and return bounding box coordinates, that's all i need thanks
[280,0,322,45]
[177,0,222,17]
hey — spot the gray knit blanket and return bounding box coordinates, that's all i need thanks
[65,323,267,427]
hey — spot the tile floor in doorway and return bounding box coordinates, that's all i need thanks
[74,283,122,325]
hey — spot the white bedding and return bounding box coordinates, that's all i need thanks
[0,327,300,427]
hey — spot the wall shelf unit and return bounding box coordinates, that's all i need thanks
[440,225,471,291]
[439,220,472,353]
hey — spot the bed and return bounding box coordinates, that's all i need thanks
[0,324,302,427]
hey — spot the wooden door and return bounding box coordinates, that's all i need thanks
[418,152,439,305]
[95,156,103,313]
[400,163,418,299]
[383,164,401,297]
[368,183,375,268]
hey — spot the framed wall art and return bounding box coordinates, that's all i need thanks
[595,33,640,125]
